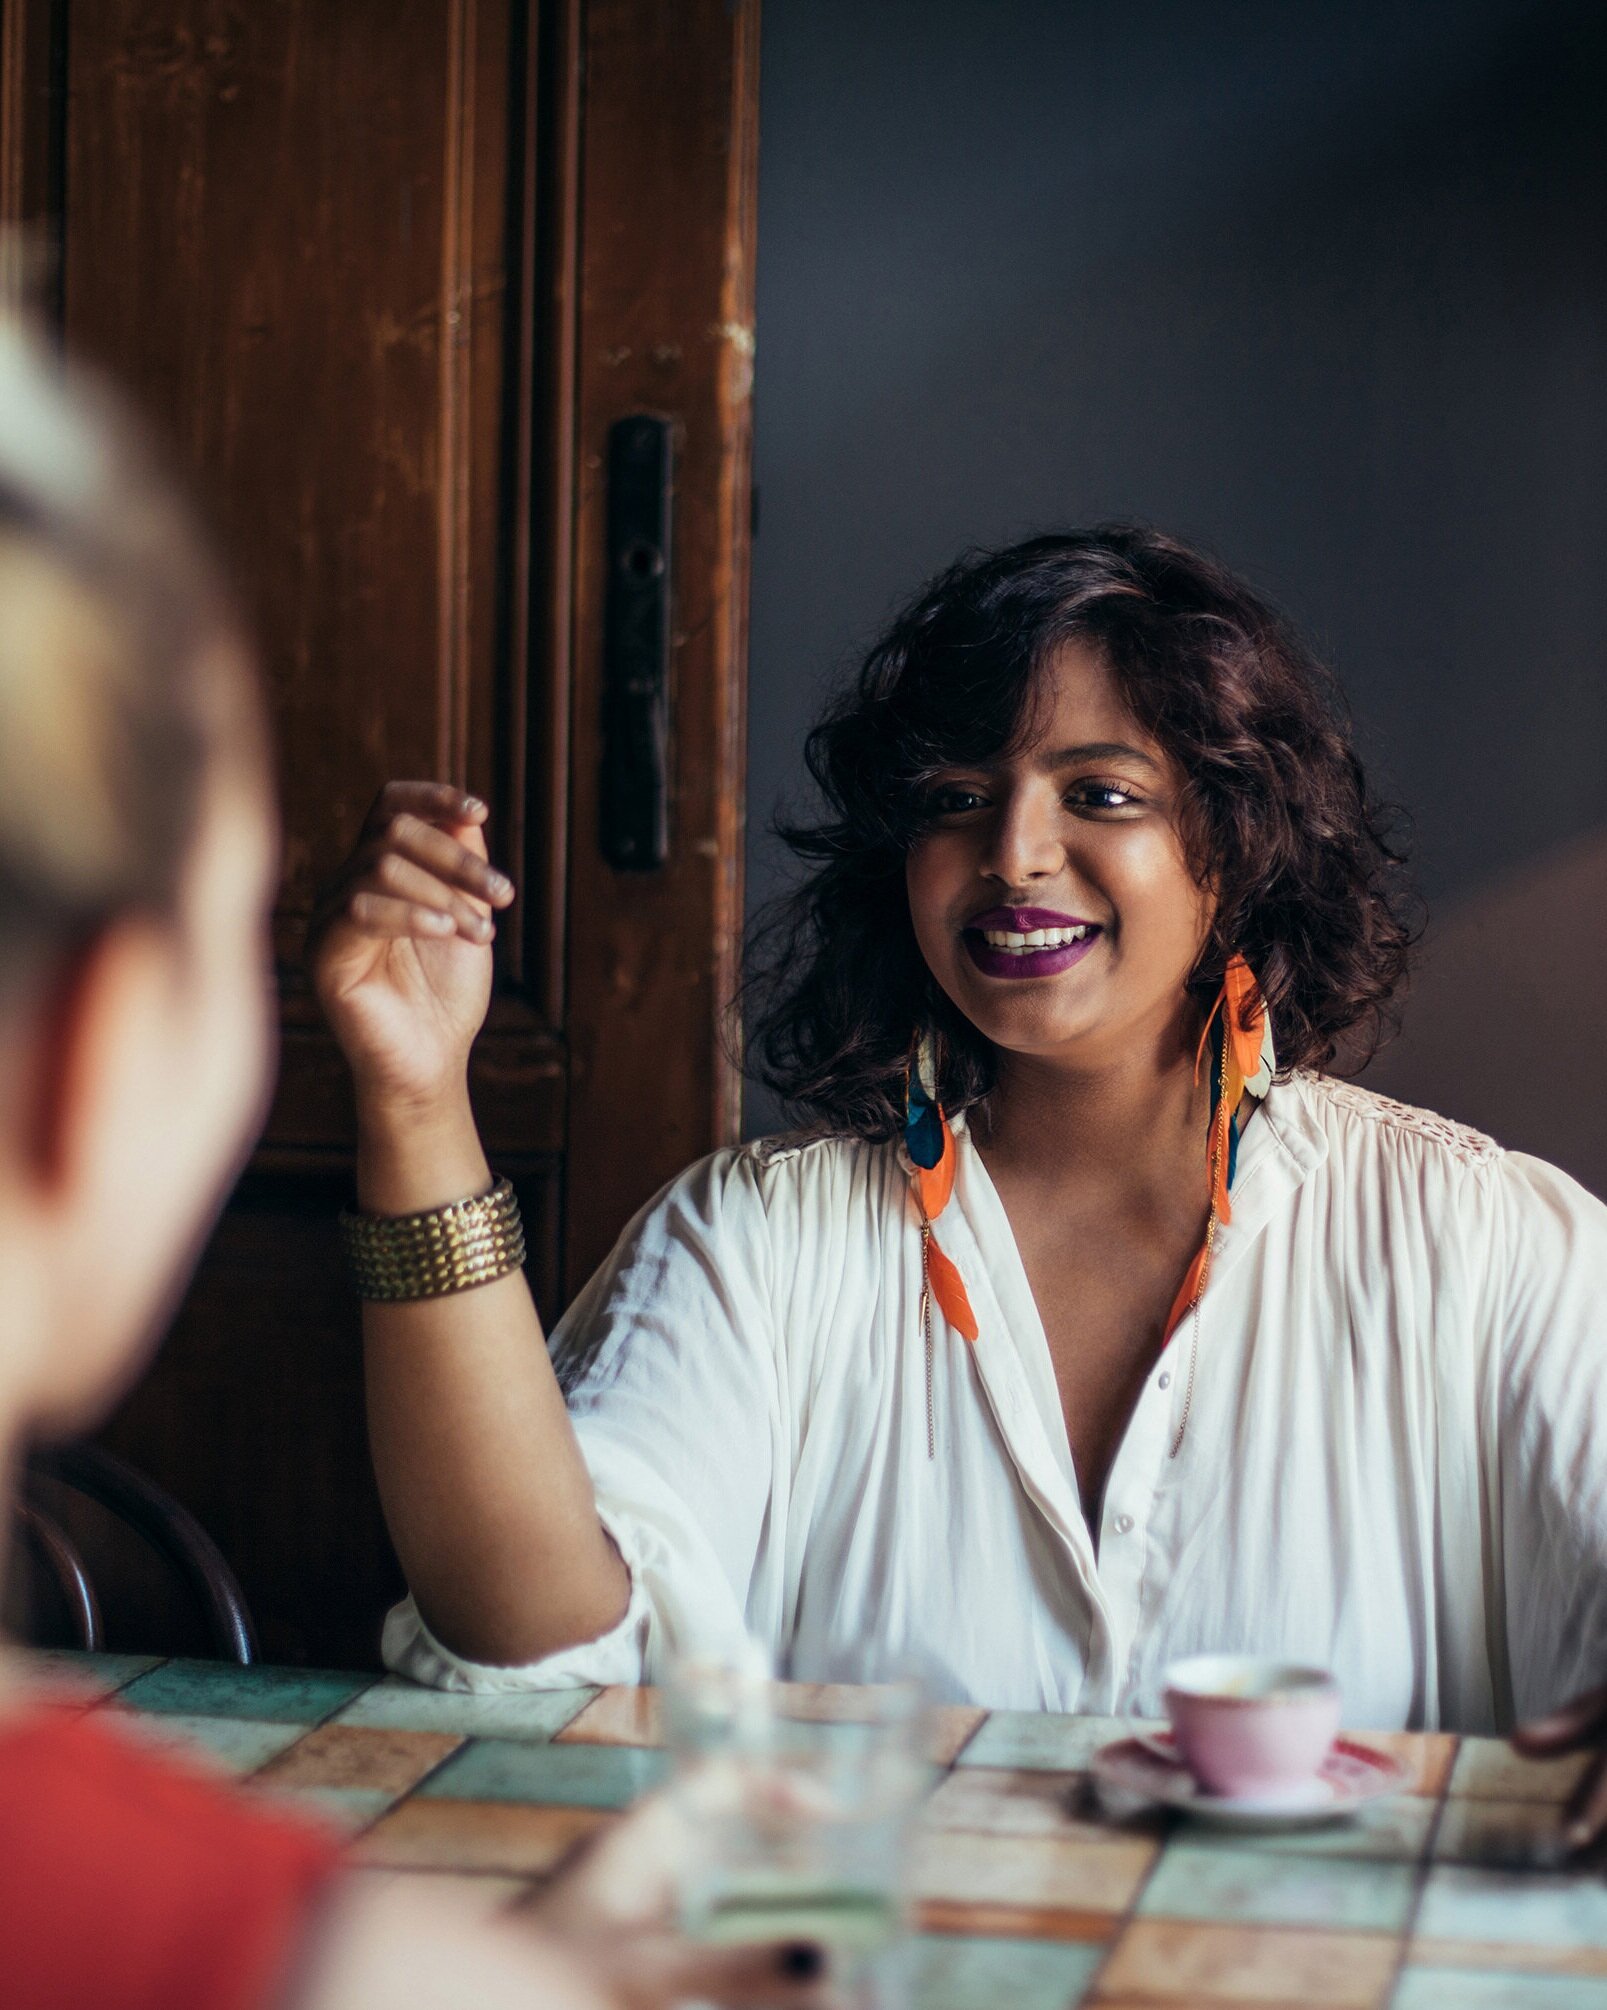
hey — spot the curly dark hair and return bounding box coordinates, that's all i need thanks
[746,525,1419,1140]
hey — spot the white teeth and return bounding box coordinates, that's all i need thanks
[978,924,1095,953]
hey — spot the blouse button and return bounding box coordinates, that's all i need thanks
[1158,1371,1171,1390]
[1114,1512,1134,1535]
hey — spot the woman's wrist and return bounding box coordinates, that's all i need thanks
[355,1077,492,1215]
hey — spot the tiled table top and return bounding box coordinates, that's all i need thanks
[30,1651,1607,2009]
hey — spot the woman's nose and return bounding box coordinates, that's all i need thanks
[980,788,1063,886]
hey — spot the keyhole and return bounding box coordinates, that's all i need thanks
[621,538,664,582]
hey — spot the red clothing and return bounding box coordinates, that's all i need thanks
[0,1698,343,2010]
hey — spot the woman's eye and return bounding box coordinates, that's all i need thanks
[929,786,988,816]
[1069,780,1143,813]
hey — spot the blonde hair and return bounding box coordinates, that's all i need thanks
[0,313,244,1006]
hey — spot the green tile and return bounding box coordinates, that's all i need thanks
[421,1736,669,1809]
[1188,1793,1435,1863]
[334,1678,595,1741]
[115,1711,309,1774]
[957,1712,1151,1773]
[1449,1738,1592,1803]
[910,1934,1103,2010]
[1139,1840,1416,1932]
[120,1659,374,1725]
[25,1650,163,1699]
[1417,1865,1607,1949]
[1395,1971,1607,2009]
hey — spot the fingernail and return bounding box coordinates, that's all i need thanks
[490,872,514,899]
[777,1943,825,1981]
[1567,1818,1593,1849]
[464,796,487,816]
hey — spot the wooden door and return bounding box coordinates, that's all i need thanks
[0,0,758,1664]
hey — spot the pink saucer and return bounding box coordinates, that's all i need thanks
[1090,1731,1413,1829]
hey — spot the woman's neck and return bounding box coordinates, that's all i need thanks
[977,1019,1211,1199]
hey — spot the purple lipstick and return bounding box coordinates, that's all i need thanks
[962,905,1103,980]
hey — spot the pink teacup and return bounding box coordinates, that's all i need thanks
[1157,1654,1341,1801]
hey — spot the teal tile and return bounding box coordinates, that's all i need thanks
[115,1711,309,1774]
[1450,1738,1592,1803]
[25,1650,162,1699]
[957,1712,1152,1773]
[1395,1971,1607,2009]
[120,1659,374,1725]
[910,1934,1103,2010]
[1189,1793,1435,1863]
[421,1737,668,1809]
[1139,1840,1416,1932]
[1417,1865,1607,1949]
[1434,1798,1576,1871]
[334,1678,594,1741]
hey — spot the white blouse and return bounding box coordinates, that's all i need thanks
[384,1072,1607,1733]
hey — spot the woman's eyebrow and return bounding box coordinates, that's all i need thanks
[1040,741,1162,769]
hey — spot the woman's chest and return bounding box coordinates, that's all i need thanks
[1009,1204,1206,1520]
[784,1234,1470,1722]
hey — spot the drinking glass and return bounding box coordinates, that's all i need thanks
[666,1652,926,2009]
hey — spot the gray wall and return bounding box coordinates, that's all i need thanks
[745,0,1607,1192]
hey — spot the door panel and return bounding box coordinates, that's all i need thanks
[0,0,757,1663]
[563,0,758,1287]
[60,0,563,1173]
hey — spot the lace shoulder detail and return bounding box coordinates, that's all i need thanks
[741,1128,869,1172]
[1305,1074,1503,1166]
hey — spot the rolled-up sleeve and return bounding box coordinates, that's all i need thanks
[383,1148,789,1692]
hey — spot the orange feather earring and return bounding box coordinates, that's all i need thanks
[1166,952,1274,1342]
[904,1033,978,1345]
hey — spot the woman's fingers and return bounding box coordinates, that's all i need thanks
[341,891,462,941]
[1511,1685,1607,1756]
[365,851,498,941]
[598,1933,837,2010]
[368,810,516,911]
[1509,1684,1607,1850]
[1564,1747,1607,1850]
[361,778,489,839]
[519,1797,837,2007]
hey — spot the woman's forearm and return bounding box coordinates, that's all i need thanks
[357,1084,630,1667]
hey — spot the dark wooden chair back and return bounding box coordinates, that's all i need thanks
[17,1445,256,1665]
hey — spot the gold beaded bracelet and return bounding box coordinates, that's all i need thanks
[339,1177,526,1302]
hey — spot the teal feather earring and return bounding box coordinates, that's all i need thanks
[903,1031,945,1173]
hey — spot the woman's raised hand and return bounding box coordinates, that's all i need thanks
[320,787,631,1665]
[308,780,516,1112]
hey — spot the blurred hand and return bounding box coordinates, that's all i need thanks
[307,781,515,1112]
[1511,1684,1607,1849]
[523,1795,837,2010]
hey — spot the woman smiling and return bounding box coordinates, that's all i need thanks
[313,529,1607,1767]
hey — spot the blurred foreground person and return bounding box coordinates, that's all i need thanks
[0,312,829,2010]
